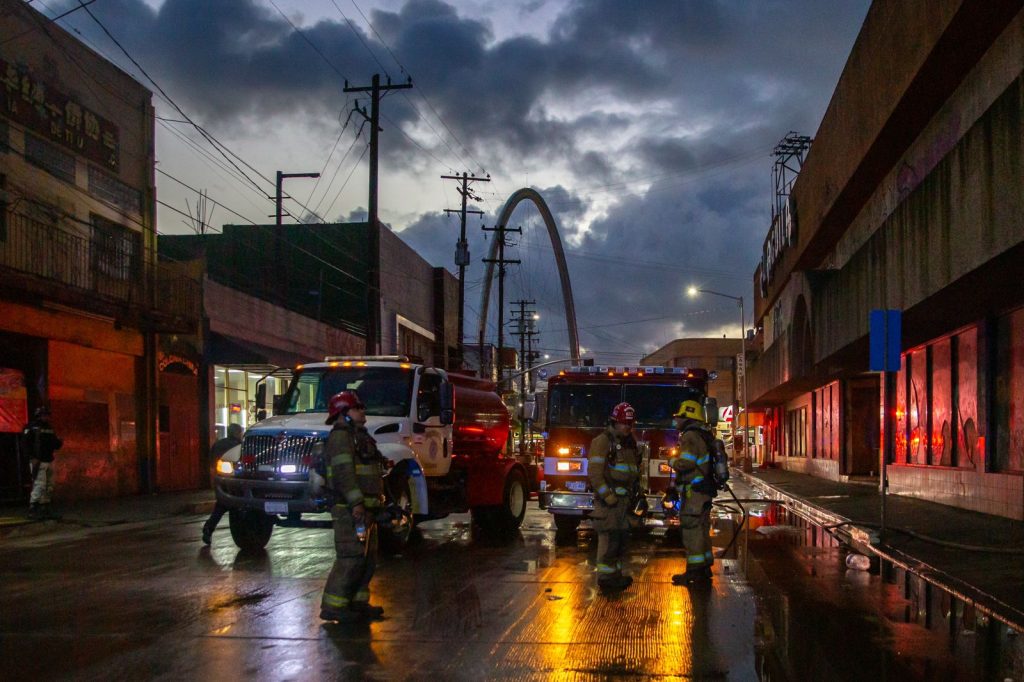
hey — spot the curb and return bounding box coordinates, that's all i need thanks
[734,469,1024,632]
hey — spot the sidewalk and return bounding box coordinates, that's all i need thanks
[736,467,1024,631]
[0,489,216,540]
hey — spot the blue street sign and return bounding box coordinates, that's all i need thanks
[869,309,902,372]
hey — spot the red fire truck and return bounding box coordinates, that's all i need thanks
[537,365,718,536]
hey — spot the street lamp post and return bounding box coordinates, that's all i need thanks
[688,287,751,469]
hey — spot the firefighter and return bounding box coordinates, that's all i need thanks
[669,400,714,586]
[587,402,640,591]
[202,423,244,545]
[23,406,62,520]
[320,390,386,623]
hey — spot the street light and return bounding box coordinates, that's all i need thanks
[688,287,752,469]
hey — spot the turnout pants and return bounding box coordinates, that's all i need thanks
[593,497,631,580]
[29,462,53,505]
[679,488,713,571]
[321,505,377,612]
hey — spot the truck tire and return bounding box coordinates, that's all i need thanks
[228,509,275,551]
[472,469,528,535]
[379,479,418,555]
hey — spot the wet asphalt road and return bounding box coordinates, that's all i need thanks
[0,484,1000,681]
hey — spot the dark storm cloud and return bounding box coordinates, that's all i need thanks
[47,0,867,357]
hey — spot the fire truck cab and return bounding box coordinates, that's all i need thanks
[538,365,718,536]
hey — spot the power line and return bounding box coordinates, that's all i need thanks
[267,0,350,81]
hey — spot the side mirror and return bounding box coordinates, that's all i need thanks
[272,394,288,414]
[704,396,719,427]
[439,382,454,425]
[256,382,266,408]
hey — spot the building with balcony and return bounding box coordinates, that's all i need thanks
[159,221,458,454]
[0,0,199,502]
[747,0,1024,519]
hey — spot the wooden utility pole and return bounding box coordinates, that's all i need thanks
[482,223,520,381]
[345,74,413,354]
[442,172,489,366]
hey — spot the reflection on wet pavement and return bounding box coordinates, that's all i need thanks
[0,483,1019,680]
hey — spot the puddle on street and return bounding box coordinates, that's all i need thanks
[732,501,1024,681]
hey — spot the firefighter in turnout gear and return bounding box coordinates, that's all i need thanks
[669,400,714,586]
[587,402,640,591]
[320,391,386,622]
[23,406,62,520]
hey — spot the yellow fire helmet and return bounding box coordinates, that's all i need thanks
[673,400,706,422]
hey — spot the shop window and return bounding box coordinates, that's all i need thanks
[994,308,1024,473]
[931,338,952,466]
[908,349,928,465]
[786,406,807,458]
[895,359,908,462]
[954,327,980,469]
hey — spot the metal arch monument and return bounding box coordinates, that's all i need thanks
[477,188,580,365]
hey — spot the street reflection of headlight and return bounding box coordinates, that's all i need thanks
[216,460,233,475]
[280,464,297,474]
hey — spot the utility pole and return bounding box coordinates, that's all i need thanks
[482,223,520,382]
[274,171,320,226]
[441,172,490,367]
[511,300,536,460]
[345,74,413,354]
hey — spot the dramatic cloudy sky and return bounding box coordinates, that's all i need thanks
[41,0,870,364]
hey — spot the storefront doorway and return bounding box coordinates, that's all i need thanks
[845,376,881,476]
[157,366,200,491]
[0,332,46,503]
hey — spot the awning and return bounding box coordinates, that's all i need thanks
[206,333,311,369]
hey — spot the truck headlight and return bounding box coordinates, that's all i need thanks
[216,460,234,475]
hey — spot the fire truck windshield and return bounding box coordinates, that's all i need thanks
[283,367,414,417]
[547,384,621,427]
[624,384,705,428]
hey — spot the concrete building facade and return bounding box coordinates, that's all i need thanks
[748,0,1024,519]
[0,0,197,501]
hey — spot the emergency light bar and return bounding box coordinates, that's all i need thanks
[556,366,709,380]
[323,355,419,363]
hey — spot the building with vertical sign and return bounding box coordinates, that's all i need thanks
[747,0,1024,520]
[0,0,198,502]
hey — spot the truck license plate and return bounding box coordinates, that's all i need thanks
[264,501,289,514]
[566,480,587,492]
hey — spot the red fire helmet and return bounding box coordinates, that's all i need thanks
[326,390,366,424]
[610,402,636,425]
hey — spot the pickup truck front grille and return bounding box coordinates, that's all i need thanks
[240,434,319,474]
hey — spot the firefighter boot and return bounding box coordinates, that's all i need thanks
[27,504,39,520]
[320,607,364,624]
[671,567,712,586]
[350,602,385,619]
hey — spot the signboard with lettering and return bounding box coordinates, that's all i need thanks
[759,195,797,297]
[0,57,120,171]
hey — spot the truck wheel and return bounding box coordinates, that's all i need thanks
[472,469,528,534]
[379,480,418,555]
[228,509,275,551]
